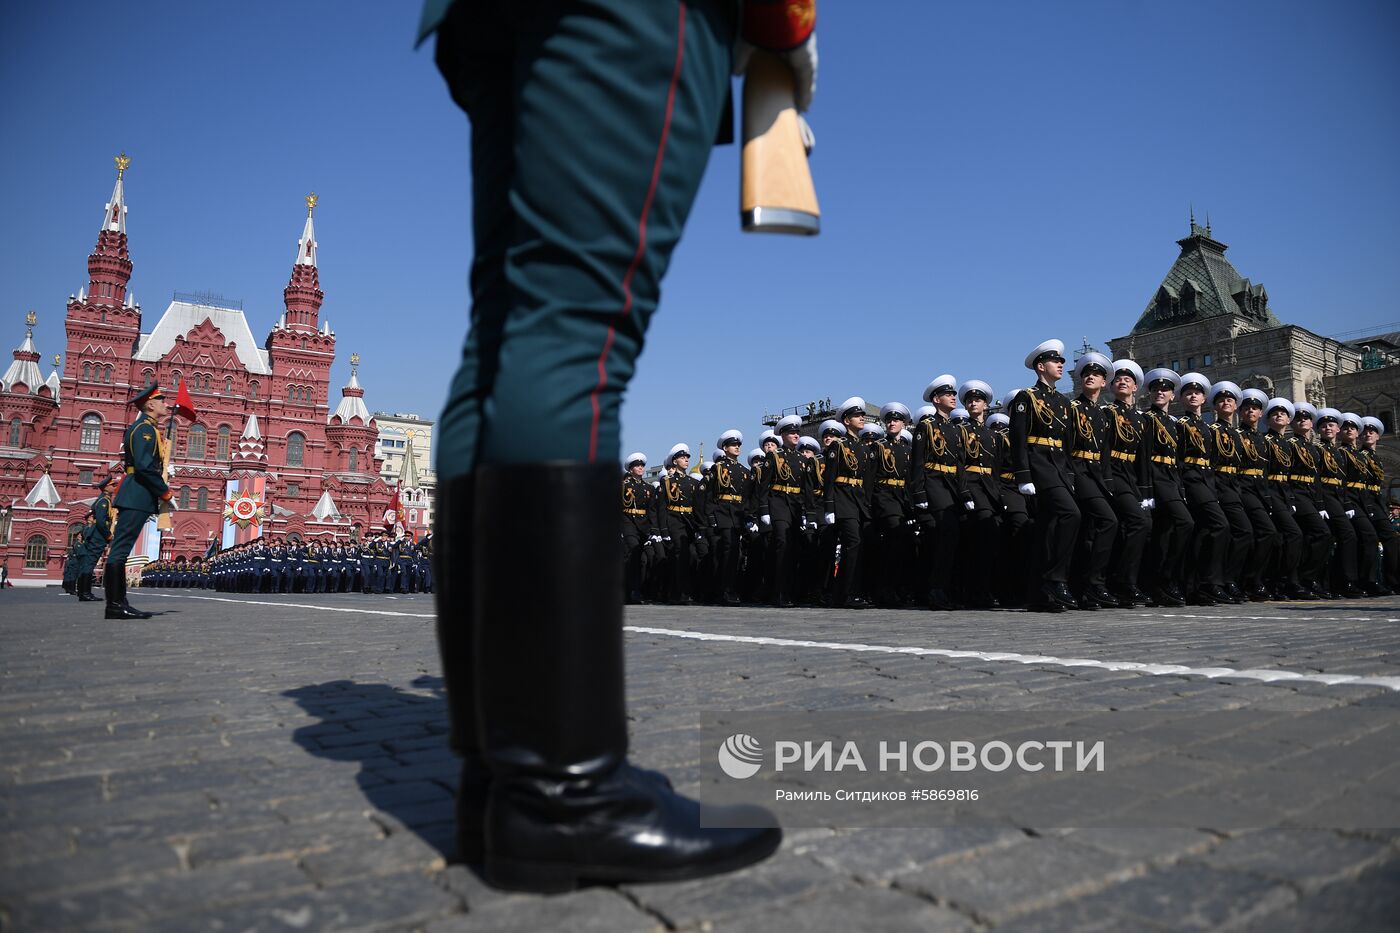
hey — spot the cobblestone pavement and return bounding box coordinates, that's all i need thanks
[2,588,1398,931]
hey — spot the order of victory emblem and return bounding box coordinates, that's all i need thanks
[224,491,266,529]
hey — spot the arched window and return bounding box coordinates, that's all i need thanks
[216,424,230,460]
[142,369,154,387]
[197,488,208,511]
[80,414,102,451]
[8,417,21,447]
[249,382,259,400]
[286,431,305,467]
[104,366,113,384]
[25,534,48,568]
[82,362,91,382]
[224,376,233,393]
[179,486,190,509]
[348,448,358,472]
[187,424,207,460]
[288,385,295,401]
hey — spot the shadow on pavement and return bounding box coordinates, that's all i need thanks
[284,677,464,862]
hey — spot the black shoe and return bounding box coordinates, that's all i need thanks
[1089,585,1119,608]
[845,596,870,610]
[1247,585,1272,602]
[104,603,148,620]
[1186,589,1217,606]
[121,602,155,619]
[471,463,780,892]
[1339,583,1366,599]
[1049,583,1078,610]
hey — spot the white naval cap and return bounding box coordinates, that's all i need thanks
[1143,368,1181,392]
[988,413,1010,429]
[701,460,714,473]
[718,428,743,446]
[798,435,821,452]
[775,414,802,433]
[1000,390,1023,411]
[838,396,868,419]
[624,451,647,467]
[748,448,765,464]
[1023,339,1066,370]
[1362,416,1385,435]
[1340,412,1363,428]
[915,404,937,421]
[949,407,969,423]
[1208,380,1242,405]
[819,419,847,437]
[899,429,913,443]
[859,424,882,438]
[711,448,725,463]
[1265,397,1295,419]
[879,401,911,421]
[1292,401,1318,420]
[1111,359,1144,387]
[1178,372,1210,394]
[760,429,779,444]
[1239,388,1269,409]
[667,442,691,462]
[1317,407,1342,424]
[922,374,957,403]
[1073,352,1111,381]
[958,379,994,404]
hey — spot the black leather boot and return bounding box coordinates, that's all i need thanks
[474,462,780,892]
[77,574,102,602]
[104,568,147,620]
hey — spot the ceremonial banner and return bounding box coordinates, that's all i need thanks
[222,476,269,548]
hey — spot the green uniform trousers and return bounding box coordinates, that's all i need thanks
[431,0,734,475]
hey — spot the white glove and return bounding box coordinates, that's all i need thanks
[964,500,976,511]
[760,515,771,526]
[1346,509,1356,519]
[734,34,818,112]
[1019,483,1037,496]
[746,522,759,534]
[914,500,929,510]
[1319,510,1329,520]
[1291,506,1296,513]
[663,535,673,543]
[824,512,836,525]
[1141,498,1155,511]
[695,532,705,542]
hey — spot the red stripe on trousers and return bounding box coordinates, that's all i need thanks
[588,3,687,462]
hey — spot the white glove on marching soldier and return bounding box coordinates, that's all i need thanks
[1019,483,1036,496]
[760,514,771,526]
[1319,510,1329,520]
[824,512,835,525]
[1141,498,1155,511]
[913,500,929,510]
[964,500,975,511]
[1346,509,1356,519]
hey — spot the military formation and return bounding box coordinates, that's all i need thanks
[140,534,434,594]
[623,339,1398,612]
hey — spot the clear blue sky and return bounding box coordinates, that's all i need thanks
[3,0,1397,466]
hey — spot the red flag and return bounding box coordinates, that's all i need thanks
[172,380,198,421]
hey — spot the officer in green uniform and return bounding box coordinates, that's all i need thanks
[73,476,116,602]
[419,0,803,892]
[106,385,173,619]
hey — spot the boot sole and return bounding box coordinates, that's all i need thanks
[485,829,782,893]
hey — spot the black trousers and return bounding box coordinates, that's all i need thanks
[1368,504,1400,589]
[1071,493,1117,590]
[1217,490,1254,587]
[1183,481,1228,590]
[831,516,863,606]
[1292,500,1332,586]
[622,523,648,597]
[766,497,804,604]
[1030,484,1080,586]
[916,489,963,596]
[1145,498,1193,592]
[1108,490,1151,589]
[1350,505,1379,586]
[997,485,1032,605]
[1319,490,1357,585]
[712,524,742,602]
[1237,487,1279,589]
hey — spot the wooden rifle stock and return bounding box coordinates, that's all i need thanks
[741,50,819,235]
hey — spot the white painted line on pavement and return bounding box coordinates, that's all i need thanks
[623,625,1400,692]
[140,593,1400,691]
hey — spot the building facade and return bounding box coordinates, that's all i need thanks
[0,158,398,584]
[375,412,435,533]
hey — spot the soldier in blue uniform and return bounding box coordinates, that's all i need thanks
[105,385,173,619]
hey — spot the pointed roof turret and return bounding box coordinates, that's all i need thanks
[2,311,45,394]
[102,152,130,234]
[296,193,319,267]
[312,489,341,521]
[25,469,62,508]
[401,432,421,488]
[232,412,267,468]
[46,355,62,401]
[241,412,262,440]
[330,352,371,424]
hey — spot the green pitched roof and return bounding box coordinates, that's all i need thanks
[1129,223,1283,335]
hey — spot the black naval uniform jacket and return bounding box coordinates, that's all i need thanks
[1361,448,1387,515]
[707,456,753,530]
[958,421,1000,511]
[1176,412,1219,504]
[1287,434,1325,511]
[1262,430,1296,513]
[1106,400,1151,500]
[1067,395,1114,500]
[1339,443,1372,513]
[757,446,813,522]
[659,471,704,536]
[870,434,912,522]
[622,473,658,537]
[1008,382,1073,491]
[1207,420,1245,506]
[910,413,972,506]
[1316,440,1349,506]
[1142,407,1186,502]
[806,453,826,520]
[823,435,869,521]
[1235,425,1274,513]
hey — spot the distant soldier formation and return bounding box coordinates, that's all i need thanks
[134,533,433,594]
[623,339,1398,612]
